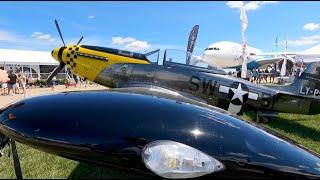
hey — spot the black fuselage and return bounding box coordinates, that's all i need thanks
[0,91,320,179]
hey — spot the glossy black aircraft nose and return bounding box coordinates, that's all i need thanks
[0,91,320,179]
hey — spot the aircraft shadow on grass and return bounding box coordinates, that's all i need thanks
[244,112,320,143]
[67,163,149,179]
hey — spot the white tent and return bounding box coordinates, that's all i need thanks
[0,48,58,65]
[0,48,59,79]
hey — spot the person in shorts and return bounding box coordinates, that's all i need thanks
[7,70,17,95]
[1,82,7,95]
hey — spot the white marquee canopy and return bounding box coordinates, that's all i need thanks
[0,48,58,66]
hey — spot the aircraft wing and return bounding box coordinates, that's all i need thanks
[254,57,284,66]
[227,56,284,69]
[253,52,297,56]
[273,92,320,115]
[254,52,320,58]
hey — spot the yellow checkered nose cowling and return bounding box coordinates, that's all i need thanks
[64,46,80,69]
[51,47,62,63]
[51,45,80,69]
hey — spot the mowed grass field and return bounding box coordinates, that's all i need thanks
[1,112,320,178]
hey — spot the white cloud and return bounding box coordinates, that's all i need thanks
[303,23,319,31]
[112,36,136,45]
[88,15,95,19]
[226,1,244,9]
[125,40,151,51]
[111,36,151,51]
[31,32,54,42]
[0,30,18,42]
[287,39,318,47]
[301,35,320,40]
[287,35,320,47]
[0,29,60,50]
[226,1,279,11]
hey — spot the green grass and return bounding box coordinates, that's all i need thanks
[0,144,147,179]
[242,112,320,153]
[1,113,320,178]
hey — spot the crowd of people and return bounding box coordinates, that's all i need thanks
[0,69,95,97]
[229,66,277,84]
[229,64,304,85]
[0,70,27,97]
[249,67,277,84]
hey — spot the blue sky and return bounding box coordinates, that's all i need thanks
[0,1,320,56]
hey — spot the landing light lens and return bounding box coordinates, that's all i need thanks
[141,140,224,179]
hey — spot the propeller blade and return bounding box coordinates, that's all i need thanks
[76,36,83,45]
[47,62,65,83]
[55,19,66,47]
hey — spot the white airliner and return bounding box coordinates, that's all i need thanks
[193,41,320,70]
[192,41,263,68]
[186,6,320,76]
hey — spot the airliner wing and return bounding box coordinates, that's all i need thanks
[254,52,320,57]
[253,52,298,56]
[227,56,283,69]
[255,57,284,66]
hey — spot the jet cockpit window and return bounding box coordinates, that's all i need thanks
[205,47,219,51]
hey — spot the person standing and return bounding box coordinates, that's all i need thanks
[15,78,20,94]
[296,68,301,78]
[257,68,262,84]
[7,70,17,95]
[17,71,27,98]
[252,68,257,83]
[1,82,7,95]
[52,76,56,91]
[0,69,9,95]
[264,68,269,83]
[270,67,276,83]
[236,68,241,78]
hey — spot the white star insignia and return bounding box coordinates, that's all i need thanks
[230,83,248,103]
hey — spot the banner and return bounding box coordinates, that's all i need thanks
[186,25,199,65]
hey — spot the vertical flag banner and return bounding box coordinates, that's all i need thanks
[186,25,199,65]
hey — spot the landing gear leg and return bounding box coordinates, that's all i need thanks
[0,134,23,179]
[256,111,261,123]
[10,140,23,179]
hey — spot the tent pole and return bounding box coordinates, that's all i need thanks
[29,66,32,78]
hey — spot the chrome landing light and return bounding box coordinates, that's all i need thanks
[142,140,224,179]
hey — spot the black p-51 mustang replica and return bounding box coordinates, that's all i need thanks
[1,20,320,179]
